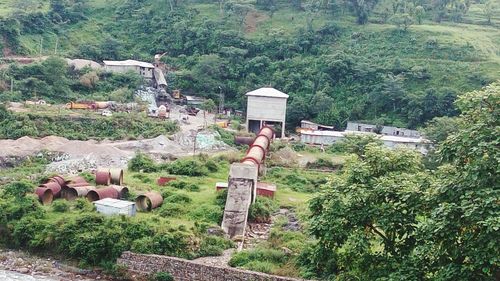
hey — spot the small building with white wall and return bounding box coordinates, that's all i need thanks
[346,122,421,138]
[245,87,288,138]
[94,198,136,216]
[103,60,154,79]
[300,130,430,154]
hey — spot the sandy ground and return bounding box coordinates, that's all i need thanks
[0,105,232,174]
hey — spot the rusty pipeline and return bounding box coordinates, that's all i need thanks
[95,168,111,185]
[39,181,62,198]
[35,187,54,205]
[86,187,119,202]
[109,168,124,186]
[241,127,274,166]
[135,192,163,211]
[234,136,254,146]
[48,175,66,188]
[65,186,95,201]
[110,185,129,199]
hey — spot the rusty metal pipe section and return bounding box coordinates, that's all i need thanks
[109,168,124,186]
[35,188,54,205]
[234,136,254,146]
[241,126,274,166]
[39,181,62,198]
[135,192,163,211]
[65,186,95,201]
[110,185,129,199]
[95,168,111,185]
[86,187,119,202]
[48,175,66,188]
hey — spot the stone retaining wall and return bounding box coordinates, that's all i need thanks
[117,251,307,281]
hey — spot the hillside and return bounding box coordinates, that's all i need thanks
[1,0,499,129]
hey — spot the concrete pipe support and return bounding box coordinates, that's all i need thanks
[135,192,163,211]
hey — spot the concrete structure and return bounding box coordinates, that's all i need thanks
[215,182,228,191]
[118,251,309,281]
[246,88,288,138]
[300,130,430,154]
[103,60,154,79]
[66,58,102,71]
[300,120,334,131]
[346,122,421,138]
[94,198,136,216]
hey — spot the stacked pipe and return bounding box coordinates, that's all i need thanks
[135,192,163,211]
[35,175,66,205]
[241,126,274,166]
[95,168,124,186]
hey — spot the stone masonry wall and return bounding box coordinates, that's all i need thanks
[117,251,308,281]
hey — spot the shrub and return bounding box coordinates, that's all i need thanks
[132,173,153,183]
[215,189,228,207]
[229,248,287,271]
[167,180,200,192]
[189,204,223,224]
[197,235,234,257]
[249,197,279,223]
[52,200,70,212]
[166,159,208,176]
[158,203,186,217]
[154,272,174,281]
[205,159,219,172]
[128,152,157,172]
[291,143,306,152]
[164,193,192,204]
[305,158,341,170]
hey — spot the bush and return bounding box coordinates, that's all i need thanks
[205,159,219,172]
[129,152,157,172]
[215,189,228,207]
[189,204,223,224]
[158,203,186,217]
[52,200,70,212]
[154,272,174,281]
[305,158,341,170]
[167,180,200,192]
[291,143,306,152]
[248,197,279,223]
[132,173,153,183]
[166,159,208,176]
[229,248,288,272]
[197,235,233,257]
[164,193,192,204]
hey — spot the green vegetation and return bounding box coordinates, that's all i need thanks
[1,0,498,130]
[0,105,178,140]
[303,83,499,280]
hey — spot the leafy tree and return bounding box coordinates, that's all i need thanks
[421,116,461,143]
[307,144,429,279]
[417,82,500,280]
[415,5,425,24]
[483,0,495,25]
[390,12,414,31]
[348,0,380,24]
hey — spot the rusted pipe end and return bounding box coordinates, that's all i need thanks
[109,168,124,186]
[135,192,163,212]
[110,185,129,199]
[39,182,62,198]
[35,188,54,205]
[86,187,119,202]
[95,168,111,185]
[65,186,95,201]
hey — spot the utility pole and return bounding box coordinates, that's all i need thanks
[192,130,197,156]
[218,86,224,114]
[54,36,59,55]
[39,37,43,57]
[10,77,14,93]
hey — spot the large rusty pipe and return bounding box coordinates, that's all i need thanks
[86,187,119,202]
[234,136,255,146]
[259,126,274,140]
[241,127,273,166]
[39,182,62,198]
[109,168,124,186]
[135,192,163,211]
[110,185,129,199]
[35,188,54,205]
[95,168,111,185]
[48,175,66,188]
[65,186,95,201]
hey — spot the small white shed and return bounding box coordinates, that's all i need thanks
[94,198,136,217]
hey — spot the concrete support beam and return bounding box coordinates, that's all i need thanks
[221,163,258,238]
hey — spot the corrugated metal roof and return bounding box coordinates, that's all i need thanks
[103,60,154,68]
[245,87,289,98]
[302,130,429,144]
[94,198,135,208]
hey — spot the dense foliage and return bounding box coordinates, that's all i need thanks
[1,0,497,129]
[0,105,178,140]
[304,82,499,280]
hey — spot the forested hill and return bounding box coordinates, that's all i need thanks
[1,0,499,129]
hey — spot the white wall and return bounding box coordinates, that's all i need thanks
[247,96,287,122]
[104,65,153,79]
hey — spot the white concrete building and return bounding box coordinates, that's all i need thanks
[346,122,421,138]
[103,60,154,79]
[300,130,430,154]
[245,87,289,138]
